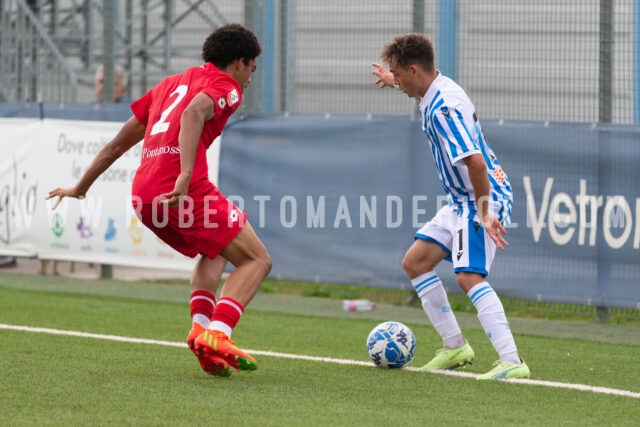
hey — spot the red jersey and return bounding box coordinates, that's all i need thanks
[130,63,242,203]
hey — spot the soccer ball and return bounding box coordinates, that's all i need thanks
[366,321,416,369]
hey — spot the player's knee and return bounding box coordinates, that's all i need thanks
[402,253,438,279]
[402,254,419,278]
[259,252,272,277]
[248,247,271,279]
[455,272,483,293]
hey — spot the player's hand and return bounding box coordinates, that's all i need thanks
[481,213,508,251]
[161,173,191,207]
[371,63,395,88]
[46,187,85,210]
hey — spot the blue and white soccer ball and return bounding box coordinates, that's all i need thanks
[366,321,416,369]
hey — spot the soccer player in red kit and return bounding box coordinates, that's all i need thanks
[47,24,272,377]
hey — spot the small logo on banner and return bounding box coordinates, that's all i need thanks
[50,213,64,237]
[76,217,93,239]
[129,218,143,244]
[104,218,117,241]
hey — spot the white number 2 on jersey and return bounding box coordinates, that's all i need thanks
[150,85,188,136]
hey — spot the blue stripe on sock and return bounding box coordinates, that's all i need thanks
[414,275,440,295]
[469,285,494,304]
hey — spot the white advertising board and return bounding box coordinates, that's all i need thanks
[0,118,221,271]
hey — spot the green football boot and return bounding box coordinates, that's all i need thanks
[418,341,475,372]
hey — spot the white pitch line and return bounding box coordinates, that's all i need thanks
[2,323,640,400]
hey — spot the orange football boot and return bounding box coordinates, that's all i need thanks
[187,323,232,377]
[194,329,258,372]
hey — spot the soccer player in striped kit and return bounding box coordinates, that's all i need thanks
[372,33,529,380]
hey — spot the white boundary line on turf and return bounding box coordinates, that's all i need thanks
[2,323,640,400]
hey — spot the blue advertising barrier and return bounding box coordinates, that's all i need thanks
[220,114,640,309]
[1,103,639,308]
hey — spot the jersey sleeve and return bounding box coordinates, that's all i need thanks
[200,75,242,119]
[130,90,153,125]
[432,103,480,164]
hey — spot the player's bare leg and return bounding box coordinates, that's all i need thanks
[402,239,447,278]
[191,254,227,295]
[194,221,271,372]
[187,255,232,376]
[455,271,484,293]
[403,240,474,371]
[218,221,272,306]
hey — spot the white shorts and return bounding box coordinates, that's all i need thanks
[414,207,497,276]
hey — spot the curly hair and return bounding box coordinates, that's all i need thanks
[202,24,262,69]
[381,33,435,72]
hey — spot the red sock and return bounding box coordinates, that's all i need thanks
[210,297,244,337]
[190,290,216,326]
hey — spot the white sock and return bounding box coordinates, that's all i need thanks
[192,314,210,329]
[412,272,464,349]
[467,282,520,364]
[209,321,233,338]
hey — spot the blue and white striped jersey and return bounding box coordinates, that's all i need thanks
[419,73,513,224]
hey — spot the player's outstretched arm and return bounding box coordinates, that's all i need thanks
[47,116,146,209]
[371,62,395,88]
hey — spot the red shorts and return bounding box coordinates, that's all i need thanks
[133,187,247,260]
